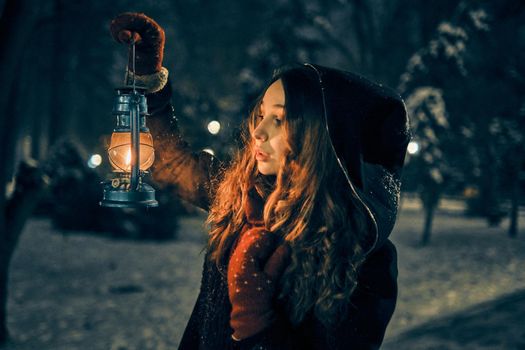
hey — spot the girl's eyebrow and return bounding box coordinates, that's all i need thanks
[260,101,285,108]
[259,103,285,117]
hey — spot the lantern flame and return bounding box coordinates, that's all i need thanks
[125,149,132,166]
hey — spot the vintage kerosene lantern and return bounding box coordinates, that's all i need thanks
[100,42,158,208]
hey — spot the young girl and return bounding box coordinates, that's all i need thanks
[111,13,410,350]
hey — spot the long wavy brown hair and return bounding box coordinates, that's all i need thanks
[206,66,372,328]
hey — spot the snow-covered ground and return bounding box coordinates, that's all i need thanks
[387,208,525,337]
[3,216,208,350]
[2,200,525,349]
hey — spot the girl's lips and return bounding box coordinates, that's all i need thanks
[255,149,270,161]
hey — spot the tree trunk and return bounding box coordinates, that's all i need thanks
[508,168,519,238]
[0,233,18,343]
[421,202,436,246]
[0,253,9,343]
[0,1,45,342]
[420,187,440,246]
[49,0,68,143]
[0,0,40,181]
[484,144,503,227]
[0,162,47,344]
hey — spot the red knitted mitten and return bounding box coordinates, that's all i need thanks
[228,227,291,340]
[109,12,165,75]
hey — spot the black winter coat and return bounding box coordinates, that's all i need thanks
[177,239,397,350]
[145,65,409,349]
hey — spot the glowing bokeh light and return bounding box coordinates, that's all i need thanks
[87,154,103,168]
[407,141,420,155]
[207,120,221,135]
[203,148,215,156]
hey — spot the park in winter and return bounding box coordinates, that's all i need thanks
[1,0,524,349]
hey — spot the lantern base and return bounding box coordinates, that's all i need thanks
[100,182,158,208]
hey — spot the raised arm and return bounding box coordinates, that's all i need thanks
[146,81,224,211]
[110,12,224,211]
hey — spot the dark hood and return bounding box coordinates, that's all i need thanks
[303,64,411,255]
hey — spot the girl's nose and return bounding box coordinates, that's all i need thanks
[253,123,268,142]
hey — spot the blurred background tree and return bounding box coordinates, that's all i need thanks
[403,87,451,245]
[400,0,524,242]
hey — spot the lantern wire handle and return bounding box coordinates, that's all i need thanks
[128,38,140,190]
[131,39,137,92]
[125,37,137,92]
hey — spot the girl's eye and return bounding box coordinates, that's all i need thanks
[255,114,282,126]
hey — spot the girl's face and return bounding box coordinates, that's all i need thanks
[253,79,287,175]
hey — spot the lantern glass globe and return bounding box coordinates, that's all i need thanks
[108,131,155,172]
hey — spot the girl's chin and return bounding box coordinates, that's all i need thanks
[257,163,278,176]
